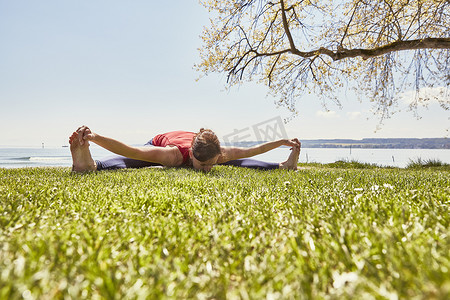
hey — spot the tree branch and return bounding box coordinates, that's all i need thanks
[280,0,297,52]
[313,38,450,60]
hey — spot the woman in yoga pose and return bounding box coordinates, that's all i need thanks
[69,125,300,172]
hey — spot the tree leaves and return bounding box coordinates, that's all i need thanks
[197,0,450,119]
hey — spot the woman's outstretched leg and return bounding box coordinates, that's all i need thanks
[220,159,279,170]
[96,155,161,170]
[69,132,97,172]
[94,138,161,170]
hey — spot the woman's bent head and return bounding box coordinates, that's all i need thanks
[191,128,221,171]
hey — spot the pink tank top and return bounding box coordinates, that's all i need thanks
[152,131,195,165]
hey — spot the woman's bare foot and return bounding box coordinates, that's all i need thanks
[279,143,301,170]
[69,132,97,172]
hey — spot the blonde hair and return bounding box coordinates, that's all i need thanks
[191,128,221,162]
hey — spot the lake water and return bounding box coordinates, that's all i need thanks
[1,146,449,169]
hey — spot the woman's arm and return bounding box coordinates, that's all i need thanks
[76,126,182,167]
[218,138,300,163]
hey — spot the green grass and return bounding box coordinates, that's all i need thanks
[299,159,390,169]
[406,158,450,170]
[323,159,384,169]
[1,166,449,299]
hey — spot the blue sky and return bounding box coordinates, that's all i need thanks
[0,0,448,147]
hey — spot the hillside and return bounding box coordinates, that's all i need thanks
[300,138,449,149]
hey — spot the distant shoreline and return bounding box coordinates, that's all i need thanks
[226,138,450,149]
[301,138,449,149]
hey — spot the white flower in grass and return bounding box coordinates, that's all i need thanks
[332,271,359,289]
[371,185,380,192]
[383,183,394,189]
[354,194,363,201]
[309,238,316,251]
[267,292,281,300]
[206,261,213,273]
